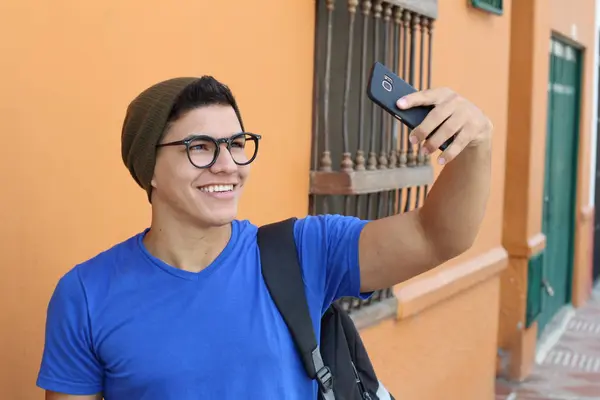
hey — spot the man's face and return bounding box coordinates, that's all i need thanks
[151,105,250,227]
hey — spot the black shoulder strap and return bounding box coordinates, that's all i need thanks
[257,218,335,399]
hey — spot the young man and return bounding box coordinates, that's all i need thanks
[37,76,492,399]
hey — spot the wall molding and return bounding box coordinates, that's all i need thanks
[580,204,595,223]
[504,233,547,259]
[394,246,508,320]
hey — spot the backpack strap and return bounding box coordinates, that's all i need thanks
[257,218,335,400]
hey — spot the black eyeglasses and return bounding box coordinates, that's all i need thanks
[156,132,262,169]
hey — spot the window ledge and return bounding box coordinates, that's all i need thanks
[310,166,434,195]
[387,0,438,19]
[349,297,398,330]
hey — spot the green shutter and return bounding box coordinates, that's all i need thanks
[471,0,503,15]
[536,38,581,335]
[526,251,544,328]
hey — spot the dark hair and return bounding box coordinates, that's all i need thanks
[166,75,245,131]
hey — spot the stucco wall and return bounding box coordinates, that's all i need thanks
[0,1,315,398]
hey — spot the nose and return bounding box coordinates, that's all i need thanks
[209,144,238,174]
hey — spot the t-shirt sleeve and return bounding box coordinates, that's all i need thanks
[294,214,370,313]
[36,267,103,395]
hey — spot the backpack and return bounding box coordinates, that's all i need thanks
[257,217,395,400]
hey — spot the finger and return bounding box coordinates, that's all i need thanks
[436,130,468,165]
[409,100,455,144]
[423,113,466,153]
[396,87,455,109]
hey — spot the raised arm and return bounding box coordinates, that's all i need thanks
[358,87,493,292]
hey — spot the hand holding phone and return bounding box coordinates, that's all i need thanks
[366,61,455,152]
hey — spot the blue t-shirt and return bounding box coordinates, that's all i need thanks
[36,214,369,399]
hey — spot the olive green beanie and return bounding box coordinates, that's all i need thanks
[121,77,199,202]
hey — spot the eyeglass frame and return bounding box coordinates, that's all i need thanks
[156,132,262,169]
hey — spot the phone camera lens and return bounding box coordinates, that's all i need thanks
[382,80,393,92]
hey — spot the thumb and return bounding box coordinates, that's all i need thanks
[396,88,451,109]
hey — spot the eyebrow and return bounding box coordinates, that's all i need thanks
[183,132,246,140]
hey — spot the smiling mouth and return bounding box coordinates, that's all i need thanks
[198,184,236,193]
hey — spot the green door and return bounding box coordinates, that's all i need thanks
[538,37,581,334]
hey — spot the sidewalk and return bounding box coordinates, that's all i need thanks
[496,283,600,399]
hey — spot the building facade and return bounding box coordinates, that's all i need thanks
[0,0,597,399]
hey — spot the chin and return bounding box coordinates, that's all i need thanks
[196,208,238,228]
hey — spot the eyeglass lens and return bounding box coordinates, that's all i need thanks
[188,134,257,168]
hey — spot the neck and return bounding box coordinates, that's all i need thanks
[143,213,233,273]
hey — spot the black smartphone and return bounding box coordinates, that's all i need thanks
[366,61,454,151]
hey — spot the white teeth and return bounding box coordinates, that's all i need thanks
[200,184,234,193]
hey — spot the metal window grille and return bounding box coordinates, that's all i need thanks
[309,0,437,313]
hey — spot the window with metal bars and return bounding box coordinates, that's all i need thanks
[471,0,503,15]
[308,0,437,315]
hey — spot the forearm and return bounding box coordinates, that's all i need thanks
[418,139,492,261]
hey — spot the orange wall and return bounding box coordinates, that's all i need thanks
[0,1,315,398]
[362,1,512,398]
[363,277,501,400]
